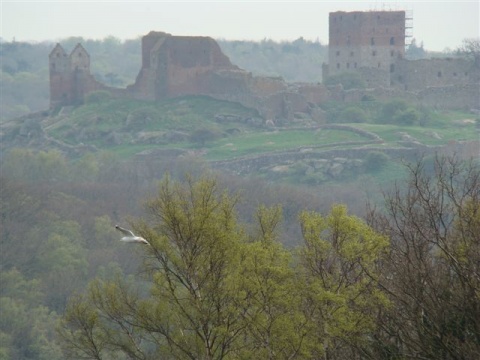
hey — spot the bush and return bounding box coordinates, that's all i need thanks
[338,106,369,123]
[324,72,367,90]
[190,128,220,146]
[377,99,420,126]
[84,90,112,104]
[365,151,389,172]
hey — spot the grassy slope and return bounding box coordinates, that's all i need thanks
[45,96,479,188]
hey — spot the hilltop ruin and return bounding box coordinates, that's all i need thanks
[49,11,479,120]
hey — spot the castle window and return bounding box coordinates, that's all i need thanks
[378,62,381,68]
[371,37,375,45]
[465,72,468,76]
[372,50,377,56]
[437,71,442,77]
[453,72,457,77]
[336,50,340,56]
[354,14,357,20]
[390,37,395,45]
[337,63,340,69]
[391,50,395,57]
[350,51,354,57]
[346,36,350,45]
[354,62,357,68]
[347,63,350,69]
[390,64,395,73]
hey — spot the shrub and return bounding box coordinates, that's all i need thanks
[365,151,389,172]
[338,106,369,123]
[84,90,112,104]
[323,72,367,90]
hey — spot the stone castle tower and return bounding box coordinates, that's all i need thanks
[325,10,406,86]
[49,43,103,108]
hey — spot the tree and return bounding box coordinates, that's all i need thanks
[59,176,309,359]
[297,205,389,359]
[456,38,480,69]
[367,155,480,359]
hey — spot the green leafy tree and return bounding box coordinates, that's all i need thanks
[298,205,389,359]
[59,176,321,359]
[60,176,245,359]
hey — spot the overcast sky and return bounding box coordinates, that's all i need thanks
[1,1,479,51]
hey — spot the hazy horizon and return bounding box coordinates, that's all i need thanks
[2,1,479,52]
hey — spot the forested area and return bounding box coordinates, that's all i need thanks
[1,34,478,359]
[1,148,479,359]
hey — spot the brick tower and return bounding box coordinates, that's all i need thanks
[49,43,95,108]
[326,10,406,85]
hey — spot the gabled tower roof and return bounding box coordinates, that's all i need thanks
[49,43,67,58]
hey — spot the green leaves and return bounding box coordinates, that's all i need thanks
[298,205,389,356]
[59,176,392,359]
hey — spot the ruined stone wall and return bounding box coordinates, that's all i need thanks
[393,57,478,91]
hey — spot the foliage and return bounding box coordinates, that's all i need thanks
[298,205,389,358]
[190,127,221,146]
[405,38,427,60]
[84,90,112,104]
[365,151,390,172]
[323,72,367,90]
[456,37,480,68]
[59,175,391,359]
[376,98,423,126]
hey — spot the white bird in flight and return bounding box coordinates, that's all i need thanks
[115,225,150,245]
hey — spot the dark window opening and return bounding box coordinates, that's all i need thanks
[372,50,377,56]
[390,64,395,73]
[371,37,375,45]
[336,50,340,56]
[347,63,350,69]
[354,62,357,68]
[337,63,340,69]
[378,62,381,68]
[438,71,442,77]
[453,72,457,77]
[390,37,395,45]
[391,50,395,57]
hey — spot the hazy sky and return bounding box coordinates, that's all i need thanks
[1,1,479,51]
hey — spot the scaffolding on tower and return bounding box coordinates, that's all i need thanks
[405,9,413,47]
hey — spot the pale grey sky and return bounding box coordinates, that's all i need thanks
[1,1,479,51]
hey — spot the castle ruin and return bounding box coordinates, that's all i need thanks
[49,12,479,118]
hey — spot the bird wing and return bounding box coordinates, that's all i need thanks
[115,225,135,237]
